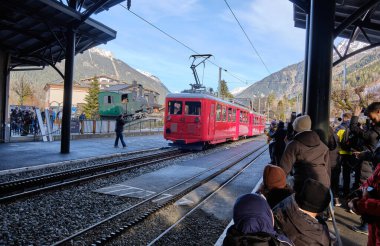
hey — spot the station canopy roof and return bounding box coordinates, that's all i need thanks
[0,0,120,69]
[292,0,380,44]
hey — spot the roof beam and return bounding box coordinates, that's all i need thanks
[334,0,380,38]
[79,0,112,24]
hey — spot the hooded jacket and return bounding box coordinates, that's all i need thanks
[223,194,293,246]
[272,195,331,246]
[279,130,330,193]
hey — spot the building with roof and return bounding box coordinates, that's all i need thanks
[80,75,122,89]
[44,82,89,110]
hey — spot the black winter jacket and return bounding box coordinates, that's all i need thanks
[115,117,125,133]
[262,188,293,209]
[350,116,380,151]
[272,195,331,246]
[327,126,339,170]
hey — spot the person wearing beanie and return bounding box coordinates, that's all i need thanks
[223,193,293,246]
[272,179,331,246]
[279,114,330,193]
[292,115,312,133]
[257,164,293,208]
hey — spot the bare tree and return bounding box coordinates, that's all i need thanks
[12,76,34,105]
[331,85,376,112]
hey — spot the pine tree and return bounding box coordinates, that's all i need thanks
[220,80,234,98]
[83,77,100,119]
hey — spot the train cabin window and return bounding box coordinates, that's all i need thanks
[222,106,227,121]
[121,94,128,104]
[232,109,236,122]
[228,108,233,122]
[104,95,113,104]
[216,104,222,121]
[185,102,201,115]
[168,101,183,115]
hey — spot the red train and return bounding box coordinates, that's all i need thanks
[164,93,266,149]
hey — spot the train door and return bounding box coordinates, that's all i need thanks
[208,102,215,138]
[183,101,202,138]
[166,100,184,137]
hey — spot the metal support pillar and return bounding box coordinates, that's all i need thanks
[305,0,335,144]
[0,50,10,143]
[60,28,76,153]
[218,67,222,98]
[302,14,310,114]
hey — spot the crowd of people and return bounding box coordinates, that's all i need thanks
[10,107,39,136]
[223,101,380,246]
[10,107,63,136]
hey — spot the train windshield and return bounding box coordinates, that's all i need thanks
[185,102,201,115]
[168,101,183,115]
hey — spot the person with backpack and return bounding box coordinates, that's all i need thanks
[335,112,358,197]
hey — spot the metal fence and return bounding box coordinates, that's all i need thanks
[8,117,164,141]
[81,118,164,134]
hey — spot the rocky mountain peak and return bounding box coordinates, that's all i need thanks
[89,47,114,59]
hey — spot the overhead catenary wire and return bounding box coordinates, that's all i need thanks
[223,0,272,76]
[119,3,248,84]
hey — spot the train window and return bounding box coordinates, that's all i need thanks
[185,102,201,115]
[241,111,248,123]
[228,108,233,122]
[121,94,128,104]
[168,101,183,115]
[232,109,236,122]
[216,104,222,121]
[222,106,227,121]
[104,96,113,104]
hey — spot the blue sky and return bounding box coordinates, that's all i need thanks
[94,0,306,93]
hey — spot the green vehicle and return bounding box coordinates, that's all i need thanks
[98,91,151,121]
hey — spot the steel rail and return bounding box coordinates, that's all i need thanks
[148,147,268,245]
[0,150,185,203]
[52,144,266,246]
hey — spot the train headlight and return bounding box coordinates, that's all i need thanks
[195,117,200,123]
[166,116,171,121]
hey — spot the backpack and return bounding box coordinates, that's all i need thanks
[339,127,358,151]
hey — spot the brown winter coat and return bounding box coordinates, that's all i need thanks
[279,130,330,193]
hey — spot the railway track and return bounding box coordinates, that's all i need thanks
[0,149,187,203]
[52,144,268,246]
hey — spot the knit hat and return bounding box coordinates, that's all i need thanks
[293,115,311,133]
[263,164,287,190]
[295,178,331,213]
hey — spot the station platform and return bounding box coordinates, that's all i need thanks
[0,135,369,245]
[0,134,170,173]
